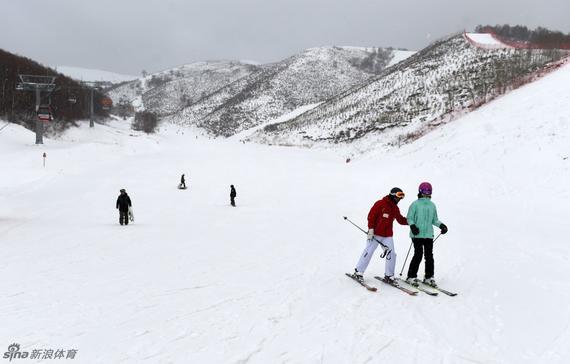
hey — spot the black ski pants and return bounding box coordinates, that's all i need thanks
[407,238,434,279]
[230,196,236,206]
[119,209,129,225]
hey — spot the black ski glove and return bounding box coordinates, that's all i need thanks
[440,223,448,234]
[410,224,420,235]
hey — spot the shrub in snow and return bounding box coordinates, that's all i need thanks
[132,111,158,133]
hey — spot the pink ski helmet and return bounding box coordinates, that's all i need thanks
[419,182,432,196]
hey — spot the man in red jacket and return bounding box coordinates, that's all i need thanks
[353,187,408,283]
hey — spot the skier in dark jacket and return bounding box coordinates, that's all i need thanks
[116,189,132,225]
[179,174,186,189]
[230,185,237,206]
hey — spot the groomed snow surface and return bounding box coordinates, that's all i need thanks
[465,33,513,49]
[1,64,570,363]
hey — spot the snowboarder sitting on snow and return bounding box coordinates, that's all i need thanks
[116,188,132,225]
[230,185,237,206]
[405,182,448,287]
[353,187,408,283]
[179,174,186,189]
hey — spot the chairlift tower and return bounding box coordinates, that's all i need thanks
[65,81,107,128]
[79,81,102,128]
[16,74,56,144]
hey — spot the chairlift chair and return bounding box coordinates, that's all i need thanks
[100,97,113,110]
[37,105,53,122]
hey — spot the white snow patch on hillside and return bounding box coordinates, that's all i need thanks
[388,50,417,66]
[239,59,262,65]
[1,63,569,363]
[465,33,512,48]
[55,66,137,83]
[231,103,321,141]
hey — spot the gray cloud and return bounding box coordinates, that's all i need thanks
[1,0,568,75]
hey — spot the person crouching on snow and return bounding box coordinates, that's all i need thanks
[116,188,132,225]
[352,187,408,283]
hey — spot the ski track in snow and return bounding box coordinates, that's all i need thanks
[1,63,570,363]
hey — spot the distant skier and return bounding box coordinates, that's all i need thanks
[352,187,408,283]
[179,174,186,189]
[405,182,448,287]
[230,185,237,206]
[116,188,132,225]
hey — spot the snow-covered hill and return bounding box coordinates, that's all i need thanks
[142,61,260,116]
[248,34,569,151]
[106,61,260,115]
[55,66,137,83]
[166,47,414,136]
[1,59,570,363]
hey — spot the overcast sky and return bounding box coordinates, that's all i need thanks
[1,0,568,75]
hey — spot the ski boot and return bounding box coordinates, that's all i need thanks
[353,269,364,283]
[406,277,420,287]
[423,277,437,287]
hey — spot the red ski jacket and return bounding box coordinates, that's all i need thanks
[367,195,408,237]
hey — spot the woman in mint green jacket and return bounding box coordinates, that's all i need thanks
[405,182,448,287]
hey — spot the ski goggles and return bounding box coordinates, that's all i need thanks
[390,191,405,199]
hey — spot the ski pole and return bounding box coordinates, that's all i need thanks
[343,216,390,258]
[433,233,442,243]
[399,241,413,276]
[399,233,442,276]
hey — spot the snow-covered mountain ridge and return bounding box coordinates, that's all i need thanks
[142,61,260,115]
[165,46,412,136]
[248,34,569,150]
[106,61,260,115]
[54,66,137,83]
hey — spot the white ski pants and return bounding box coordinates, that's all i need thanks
[355,236,396,277]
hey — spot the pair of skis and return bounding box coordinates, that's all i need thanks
[411,280,457,297]
[381,276,458,296]
[345,273,457,296]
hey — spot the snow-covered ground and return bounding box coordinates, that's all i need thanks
[54,66,137,83]
[465,33,512,49]
[230,103,322,141]
[1,63,570,363]
[387,49,417,66]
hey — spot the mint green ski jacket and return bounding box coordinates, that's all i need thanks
[406,197,443,239]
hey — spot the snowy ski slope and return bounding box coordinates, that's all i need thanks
[54,66,137,83]
[464,33,513,49]
[1,63,569,363]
